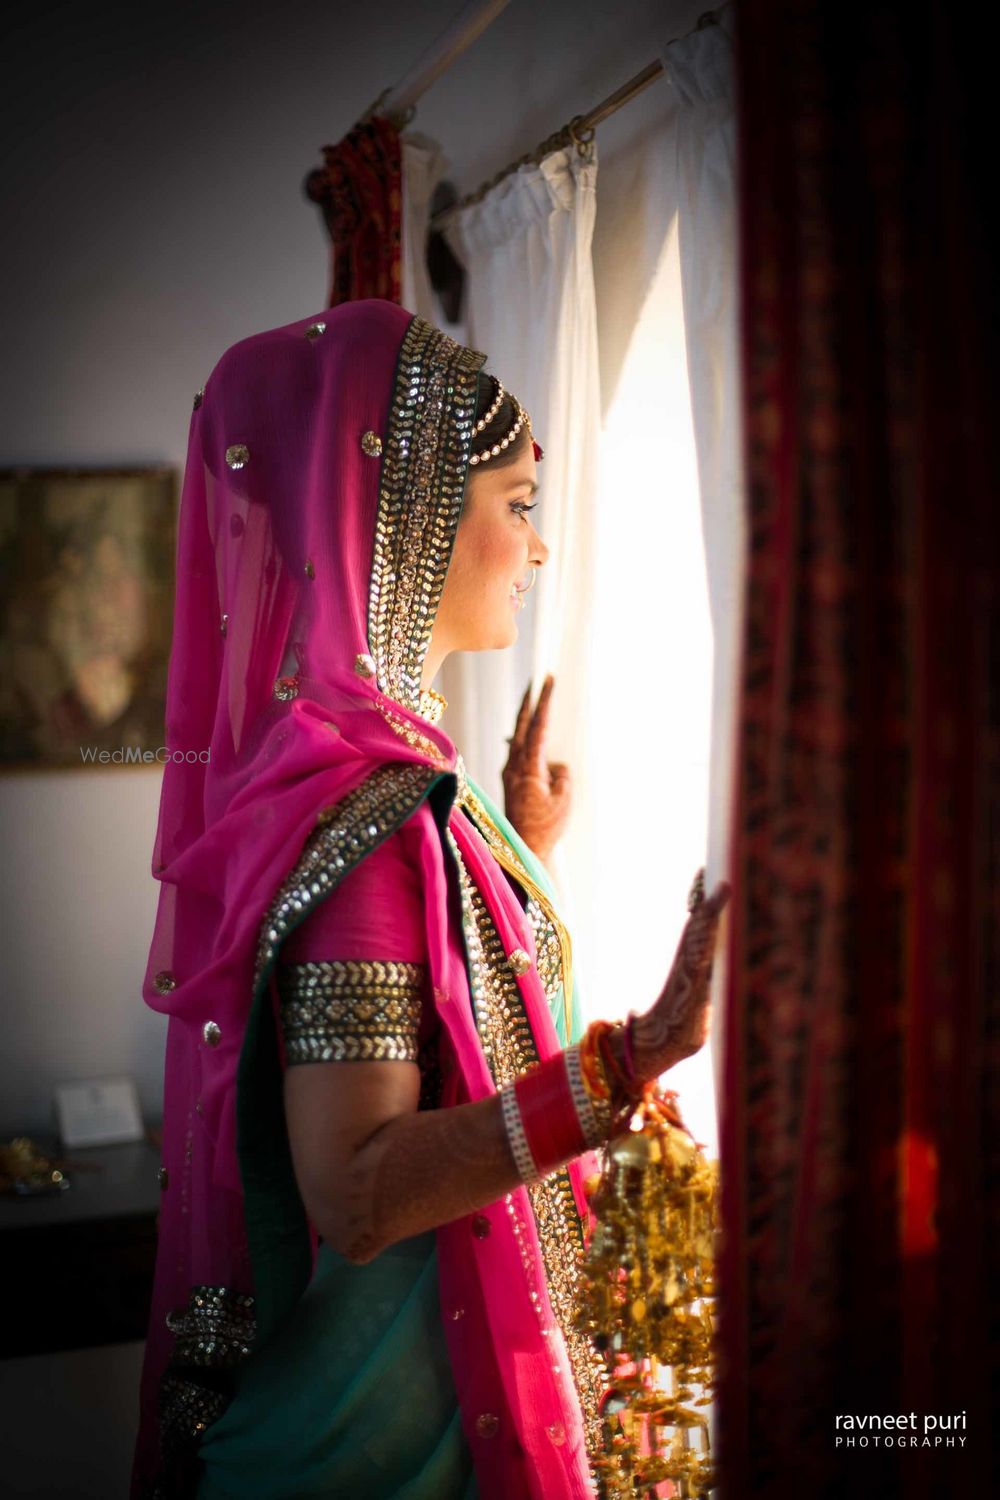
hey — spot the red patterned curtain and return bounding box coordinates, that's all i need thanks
[719,3,997,1497]
[305,113,402,307]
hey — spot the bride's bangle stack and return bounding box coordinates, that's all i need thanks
[499,1017,645,1186]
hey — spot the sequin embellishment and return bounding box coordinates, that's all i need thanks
[157,1284,257,1482]
[273,676,299,701]
[445,825,606,1467]
[360,430,383,457]
[203,1021,221,1047]
[252,761,441,995]
[368,317,486,717]
[304,321,327,340]
[354,653,377,679]
[164,1285,256,1368]
[225,444,250,469]
[416,688,448,724]
[507,947,532,975]
[193,388,204,410]
[277,959,426,1064]
[525,897,563,1000]
[375,698,448,763]
[154,971,176,994]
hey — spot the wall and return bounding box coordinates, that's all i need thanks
[0,0,708,1132]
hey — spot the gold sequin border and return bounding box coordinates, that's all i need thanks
[456,769,574,1040]
[525,895,565,1002]
[368,315,487,716]
[252,761,442,995]
[277,958,426,1063]
[153,1284,257,1490]
[445,828,606,1467]
[164,1283,256,1368]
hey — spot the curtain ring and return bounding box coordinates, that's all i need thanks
[359,86,392,124]
[568,115,596,161]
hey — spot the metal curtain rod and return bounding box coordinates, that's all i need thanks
[425,4,730,231]
[360,0,511,127]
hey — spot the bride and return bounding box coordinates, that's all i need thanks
[131,297,729,1500]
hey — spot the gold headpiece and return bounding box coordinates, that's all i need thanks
[469,375,532,465]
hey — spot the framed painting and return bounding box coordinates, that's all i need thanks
[0,466,177,770]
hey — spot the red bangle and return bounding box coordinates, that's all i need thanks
[514,1054,588,1174]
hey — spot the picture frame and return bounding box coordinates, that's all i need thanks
[0,466,177,771]
[53,1075,145,1149]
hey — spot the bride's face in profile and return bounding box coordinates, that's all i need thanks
[430,442,549,660]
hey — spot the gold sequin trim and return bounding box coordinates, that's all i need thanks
[417,688,448,724]
[445,828,606,1463]
[252,761,441,995]
[277,959,426,1063]
[375,698,449,763]
[526,896,564,1001]
[158,1375,228,1453]
[368,316,486,716]
[155,1284,257,1483]
[456,770,574,1040]
[164,1285,256,1368]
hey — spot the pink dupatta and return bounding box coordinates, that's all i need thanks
[132,299,602,1499]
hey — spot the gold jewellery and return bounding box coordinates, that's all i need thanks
[469,375,532,465]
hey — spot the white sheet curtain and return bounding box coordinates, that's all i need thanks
[433,147,603,939]
[400,132,449,327]
[399,22,741,1089]
[660,13,742,1101]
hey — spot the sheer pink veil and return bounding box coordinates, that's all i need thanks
[134,299,602,1500]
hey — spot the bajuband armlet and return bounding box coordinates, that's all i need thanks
[276,958,426,1064]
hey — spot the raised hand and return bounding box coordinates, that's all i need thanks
[630,873,732,1080]
[501,673,572,863]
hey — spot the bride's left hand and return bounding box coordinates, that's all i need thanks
[502,674,572,863]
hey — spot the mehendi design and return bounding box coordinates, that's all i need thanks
[632,891,726,1074]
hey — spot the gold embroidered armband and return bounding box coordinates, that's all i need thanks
[276,959,427,1065]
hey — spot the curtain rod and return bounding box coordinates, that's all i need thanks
[425,4,730,232]
[361,0,511,127]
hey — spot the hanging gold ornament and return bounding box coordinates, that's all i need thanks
[573,1085,720,1498]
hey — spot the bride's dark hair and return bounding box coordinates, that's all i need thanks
[470,372,532,471]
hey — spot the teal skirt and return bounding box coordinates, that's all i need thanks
[196,1230,478,1499]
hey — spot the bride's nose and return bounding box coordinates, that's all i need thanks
[530,528,550,568]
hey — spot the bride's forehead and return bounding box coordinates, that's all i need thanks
[469,455,538,495]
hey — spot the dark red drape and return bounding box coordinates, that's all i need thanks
[305,113,402,308]
[720,3,997,1497]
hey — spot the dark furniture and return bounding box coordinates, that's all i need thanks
[0,1137,162,1357]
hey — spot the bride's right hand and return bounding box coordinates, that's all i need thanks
[629,875,732,1083]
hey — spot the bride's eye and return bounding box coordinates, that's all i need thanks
[510,502,538,521]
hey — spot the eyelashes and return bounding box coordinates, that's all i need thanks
[510,502,538,522]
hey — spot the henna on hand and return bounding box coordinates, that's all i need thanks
[632,882,731,1080]
[337,1090,520,1263]
[502,674,572,861]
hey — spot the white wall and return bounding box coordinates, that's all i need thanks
[0,0,708,1132]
